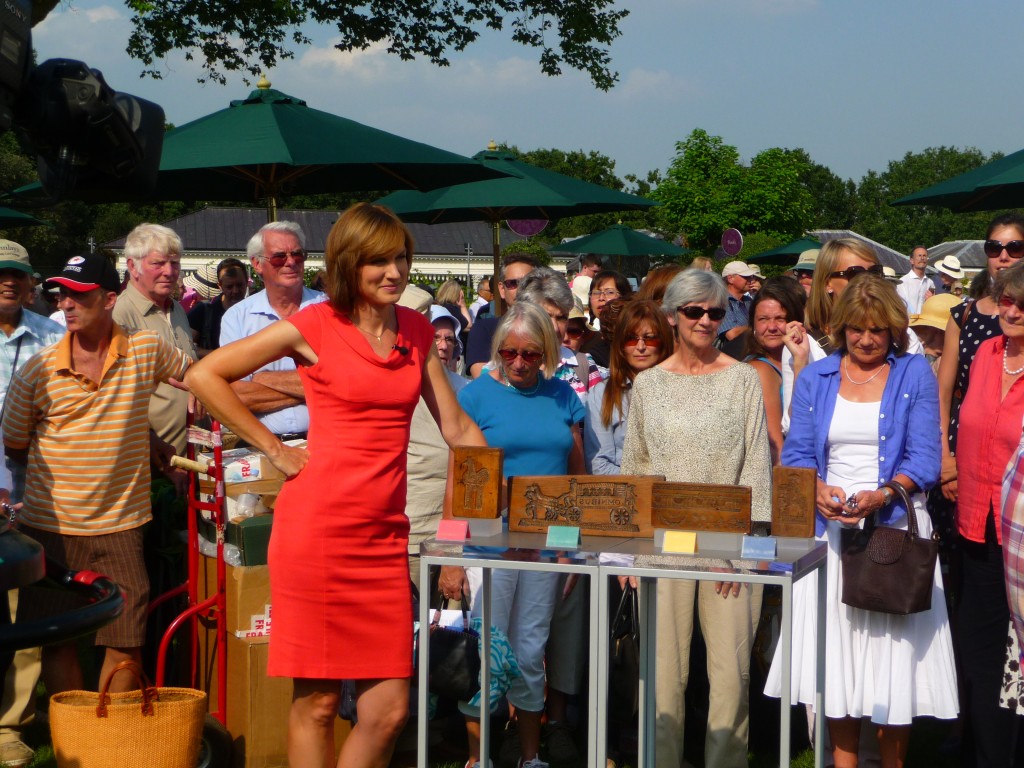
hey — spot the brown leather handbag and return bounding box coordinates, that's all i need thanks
[840,481,938,615]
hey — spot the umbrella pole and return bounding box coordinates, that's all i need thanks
[492,220,504,316]
[268,194,278,223]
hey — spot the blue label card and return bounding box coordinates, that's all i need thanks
[741,535,777,559]
[661,530,697,554]
[546,526,581,549]
[437,519,470,542]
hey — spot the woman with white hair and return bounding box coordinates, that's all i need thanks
[438,301,586,768]
[621,269,771,768]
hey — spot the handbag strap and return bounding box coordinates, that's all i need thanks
[432,592,471,631]
[610,584,638,642]
[96,660,158,718]
[880,481,920,538]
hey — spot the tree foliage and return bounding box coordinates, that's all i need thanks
[30,1,628,91]
[854,146,999,252]
[654,129,816,253]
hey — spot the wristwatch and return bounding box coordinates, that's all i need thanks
[879,485,895,506]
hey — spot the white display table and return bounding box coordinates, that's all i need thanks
[418,530,826,768]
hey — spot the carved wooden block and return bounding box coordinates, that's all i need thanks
[507,475,661,537]
[771,465,817,538]
[452,446,504,519]
[650,482,752,533]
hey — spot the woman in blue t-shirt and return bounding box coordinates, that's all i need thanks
[439,301,585,768]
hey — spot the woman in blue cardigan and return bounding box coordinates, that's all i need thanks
[764,273,957,768]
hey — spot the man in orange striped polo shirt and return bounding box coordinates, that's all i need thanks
[3,252,193,695]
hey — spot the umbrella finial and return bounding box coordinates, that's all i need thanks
[257,74,271,90]
[487,139,497,151]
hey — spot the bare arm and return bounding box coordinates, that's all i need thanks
[252,370,307,398]
[185,322,314,475]
[421,348,486,450]
[724,324,748,341]
[936,314,960,500]
[229,378,304,414]
[568,423,586,475]
[750,360,784,466]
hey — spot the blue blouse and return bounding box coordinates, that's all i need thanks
[781,350,941,533]
[583,379,629,474]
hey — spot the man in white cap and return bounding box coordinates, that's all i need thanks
[719,260,755,357]
[932,255,966,295]
[0,239,64,767]
[896,245,934,314]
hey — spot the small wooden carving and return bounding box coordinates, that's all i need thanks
[650,482,752,533]
[452,446,503,519]
[507,475,661,538]
[771,465,817,538]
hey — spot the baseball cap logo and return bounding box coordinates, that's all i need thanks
[66,256,86,266]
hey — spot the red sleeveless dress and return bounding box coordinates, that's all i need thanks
[267,302,432,679]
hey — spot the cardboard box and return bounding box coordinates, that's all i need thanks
[197,560,349,767]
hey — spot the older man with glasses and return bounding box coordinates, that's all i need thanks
[465,253,539,378]
[219,221,326,442]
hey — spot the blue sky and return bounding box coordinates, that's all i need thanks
[31,1,1021,186]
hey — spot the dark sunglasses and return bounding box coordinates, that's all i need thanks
[794,269,814,279]
[984,240,1024,259]
[828,264,885,280]
[677,305,726,321]
[564,326,586,338]
[497,348,543,364]
[624,333,662,348]
[502,278,521,290]
[264,249,306,267]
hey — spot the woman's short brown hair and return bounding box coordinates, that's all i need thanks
[324,203,415,314]
[828,273,909,355]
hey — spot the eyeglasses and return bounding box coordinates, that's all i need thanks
[590,289,621,298]
[827,264,885,280]
[998,295,1024,312]
[263,249,306,267]
[497,348,544,364]
[433,333,457,345]
[564,326,585,338]
[984,239,1024,259]
[794,269,814,279]
[501,278,521,290]
[624,334,662,348]
[677,305,727,321]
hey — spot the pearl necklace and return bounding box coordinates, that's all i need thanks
[1004,346,1024,376]
[501,369,542,395]
[843,356,887,385]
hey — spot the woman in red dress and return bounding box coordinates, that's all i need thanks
[187,203,486,768]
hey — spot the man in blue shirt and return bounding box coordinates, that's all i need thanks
[220,222,325,441]
[718,261,754,358]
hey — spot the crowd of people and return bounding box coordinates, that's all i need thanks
[2,206,1024,768]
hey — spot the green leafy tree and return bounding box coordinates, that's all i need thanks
[789,148,857,230]
[655,129,817,252]
[502,238,551,266]
[31,1,628,91]
[854,146,999,251]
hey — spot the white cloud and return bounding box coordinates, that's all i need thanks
[611,68,703,104]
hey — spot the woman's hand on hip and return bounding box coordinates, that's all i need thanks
[267,444,310,479]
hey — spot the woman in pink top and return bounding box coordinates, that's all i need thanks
[956,259,1024,765]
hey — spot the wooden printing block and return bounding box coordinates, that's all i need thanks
[771,465,817,538]
[650,482,752,534]
[451,446,504,519]
[507,475,660,538]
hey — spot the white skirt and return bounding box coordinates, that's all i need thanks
[763,511,959,725]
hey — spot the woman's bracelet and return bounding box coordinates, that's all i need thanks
[878,485,895,506]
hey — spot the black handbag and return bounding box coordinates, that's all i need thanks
[608,583,639,723]
[427,594,481,702]
[840,481,938,615]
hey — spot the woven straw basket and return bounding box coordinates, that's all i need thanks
[49,661,206,768]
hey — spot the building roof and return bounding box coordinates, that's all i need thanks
[927,240,986,270]
[103,206,528,257]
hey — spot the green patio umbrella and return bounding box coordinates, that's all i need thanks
[550,223,686,273]
[0,207,44,228]
[376,146,656,312]
[747,237,822,265]
[892,147,1024,212]
[13,78,505,221]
